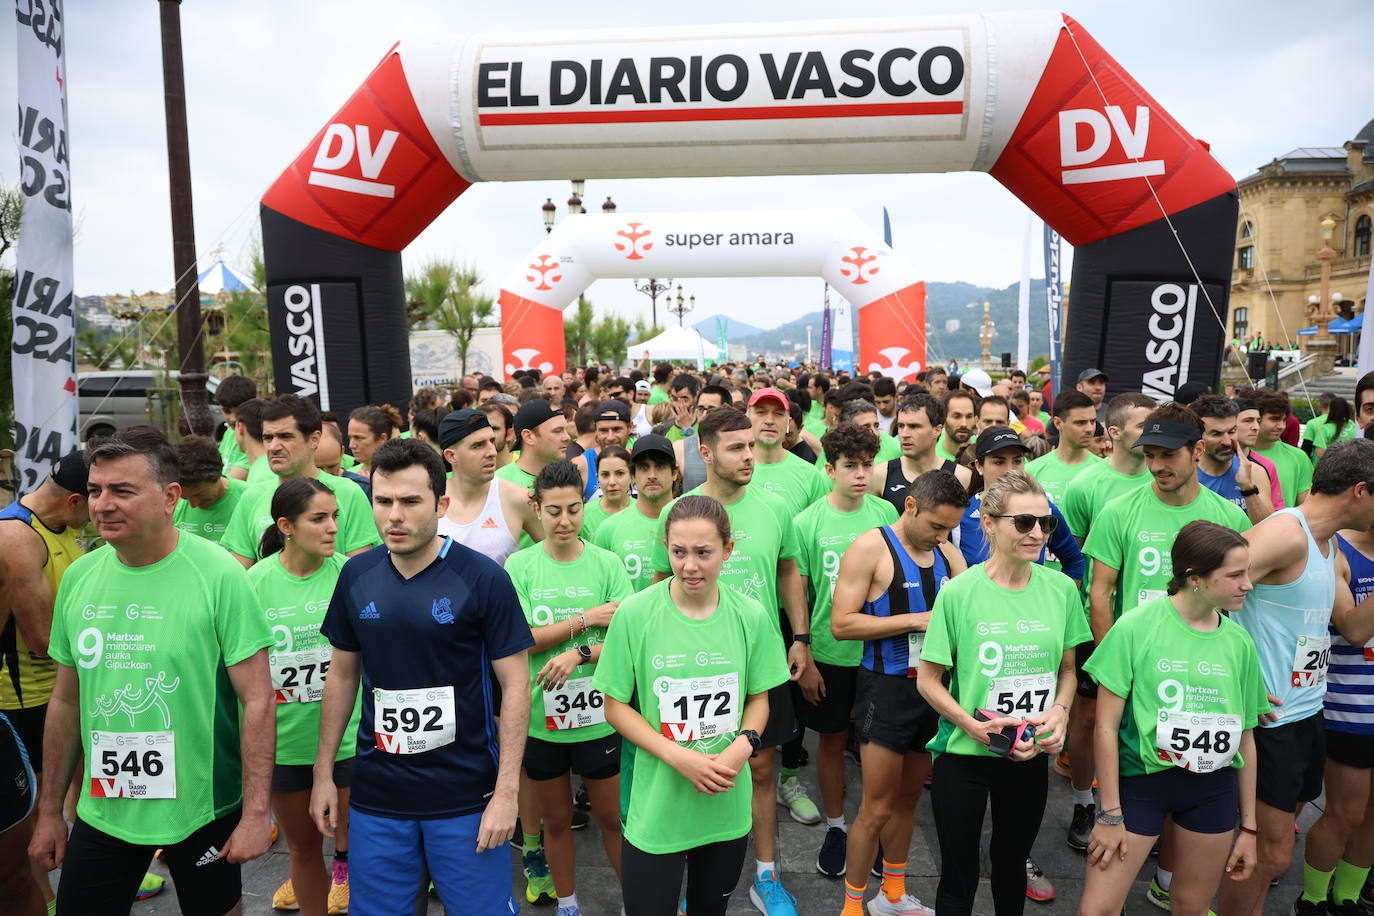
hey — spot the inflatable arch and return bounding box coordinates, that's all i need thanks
[262,12,1236,417]
[498,209,926,380]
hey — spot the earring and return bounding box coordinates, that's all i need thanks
[286,533,293,540]
[1192,586,1198,593]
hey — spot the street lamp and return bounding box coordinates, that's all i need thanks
[1312,215,1339,340]
[602,196,616,214]
[668,284,695,326]
[568,178,585,215]
[541,198,557,233]
[633,277,672,329]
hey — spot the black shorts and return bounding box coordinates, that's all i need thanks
[0,711,35,833]
[2,704,45,773]
[524,732,621,781]
[56,807,242,916]
[1120,765,1239,836]
[793,662,858,735]
[1075,642,1098,699]
[1325,729,1374,770]
[1255,713,1327,812]
[759,682,799,749]
[854,668,938,755]
[273,756,354,794]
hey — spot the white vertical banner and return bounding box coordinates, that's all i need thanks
[1359,253,1374,376]
[832,299,854,373]
[14,3,77,493]
[1017,212,1032,371]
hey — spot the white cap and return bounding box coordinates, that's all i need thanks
[960,368,994,397]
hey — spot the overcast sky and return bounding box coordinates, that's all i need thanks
[4,1,1370,330]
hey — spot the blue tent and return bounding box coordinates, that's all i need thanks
[1297,325,1317,336]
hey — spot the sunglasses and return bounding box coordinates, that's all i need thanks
[989,513,1059,535]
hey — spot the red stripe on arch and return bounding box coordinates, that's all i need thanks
[478,100,964,126]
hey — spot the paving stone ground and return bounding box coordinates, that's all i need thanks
[83,730,1315,915]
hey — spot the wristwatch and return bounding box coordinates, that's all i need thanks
[791,633,812,645]
[576,644,593,663]
[739,729,763,756]
[1239,486,1260,497]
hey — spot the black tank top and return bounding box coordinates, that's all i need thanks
[882,459,956,515]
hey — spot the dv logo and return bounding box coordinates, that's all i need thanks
[614,223,653,260]
[546,715,572,731]
[867,347,922,379]
[839,247,880,285]
[376,732,404,753]
[505,348,554,377]
[308,123,400,198]
[525,255,563,291]
[1058,106,1163,186]
[89,778,124,798]
[660,721,695,741]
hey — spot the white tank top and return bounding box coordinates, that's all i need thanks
[437,481,520,567]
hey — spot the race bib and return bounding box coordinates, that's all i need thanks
[1155,709,1241,772]
[984,673,1055,717]
[271,646,333,703]
[89,730,176,799]
[907,632,923,678]
[1292,634,1332,688]
[543,676,606,731]
[657,673,740,744]
[373,686,456,755]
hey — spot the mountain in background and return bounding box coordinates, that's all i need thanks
[692,313,764,340]
[731,280,1050,365]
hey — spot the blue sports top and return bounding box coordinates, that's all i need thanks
[861,525,950,677]
[1230,508,1336,727]
[1326,534,1374,734]
[321,537,534,819]
[1197,455,1247,512]
[582,448,599,501]
[951,491,1084,581]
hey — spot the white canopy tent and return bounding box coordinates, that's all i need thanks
[626,325,709,369]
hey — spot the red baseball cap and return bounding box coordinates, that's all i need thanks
[747,387,789,410]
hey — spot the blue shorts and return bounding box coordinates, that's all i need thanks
[348,807,518,916]
[1120,765,1238,837]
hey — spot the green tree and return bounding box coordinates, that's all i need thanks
[564,295,595,367]
[404,258,495,377]
[592,312,634,366]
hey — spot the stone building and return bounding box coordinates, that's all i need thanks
[1229,118,1373,359]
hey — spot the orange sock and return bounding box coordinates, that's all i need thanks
[842,878,866,916]
[882,859,907,902]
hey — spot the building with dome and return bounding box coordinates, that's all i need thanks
[1229,118,1373,359]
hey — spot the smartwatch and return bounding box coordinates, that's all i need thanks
[576,644,593,663]
[1239,486,1260,498]
[739,729,763,756]
[791,633,812,645]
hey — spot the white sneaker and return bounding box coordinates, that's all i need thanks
[867,893,936,916]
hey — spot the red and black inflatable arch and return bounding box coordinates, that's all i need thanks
[262,12,1235,417]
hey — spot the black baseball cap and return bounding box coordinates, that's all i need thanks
[1133,418,1202,450]
[596,399,631,424]
[1077,368,1109,383]
[51,449,88,495]
[513,399,563,440]
[438,408,491,449]
[974,426,1030,460]
[630,434,675,466]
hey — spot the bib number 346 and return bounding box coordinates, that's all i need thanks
[374,686,456,755]
[89,730,176,799]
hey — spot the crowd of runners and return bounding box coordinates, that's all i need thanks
[3,360,1374,916]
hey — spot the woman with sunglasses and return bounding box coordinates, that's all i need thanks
[1078,521,1265,916]
[952,427,1084,583]
[918,471,1090,916]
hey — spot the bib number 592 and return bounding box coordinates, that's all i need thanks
[373,686,456,755]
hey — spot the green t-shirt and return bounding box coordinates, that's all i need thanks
[1082,485,1251,619]
[593,504,665,592]
[751,450,829,517]
[1252,441,1313,509]
[648,387,669,406]
[1026,450,1101,509]
[936,438,960,464]
[1085,597,1269,777]
[650,486,799,629]
[47,534,272,845]
[173,477,250,545]
[494,462,538,491]
[875,433,902,465]
[505,543,632,744]
[219,428,249,471]
[245,455,277,489]
[247,552,361,765]
[1305,418,1357,464]
[592,579,789,853]
[582,496,631,541]
[1060,462,1152,540]
[921,564,1091,758]
[793,495,899,666]
[220,471,381,563]
[803,416,829,442]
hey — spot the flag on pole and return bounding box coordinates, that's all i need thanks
[13,7,78,493]
[715,316,729,363]
[883,206,893,247]
[832,298,854,374]
[1043,223,1064,393]
[820,284,833,369]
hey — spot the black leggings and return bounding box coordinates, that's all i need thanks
[931,752,1048,916]
[621,833,749,916]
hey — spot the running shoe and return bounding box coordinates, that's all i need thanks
[524,847,556,905]
[1293,897,1329,916]
[571,808,590,830]
[1146,877,1170,911]
[136,873,165,901]
[1067,803,1095,851]
[816,826,847,877]
[574,783,590,811]
[1025,858,1055,903]
[272,878,299,911]
[778,775,822,824]
[1053,750,1071,779]
[867,893,936,916]
[749,868,799,916]
[1326,897,1363,916]
[556,906,581,916]
[327,875,349,914]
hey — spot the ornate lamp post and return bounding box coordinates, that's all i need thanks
[1311,216,1340,341]
[668,284,695,326]
[633,277,672,329]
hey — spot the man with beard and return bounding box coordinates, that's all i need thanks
[1192,395,1273,525]
[937,391,976,464]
